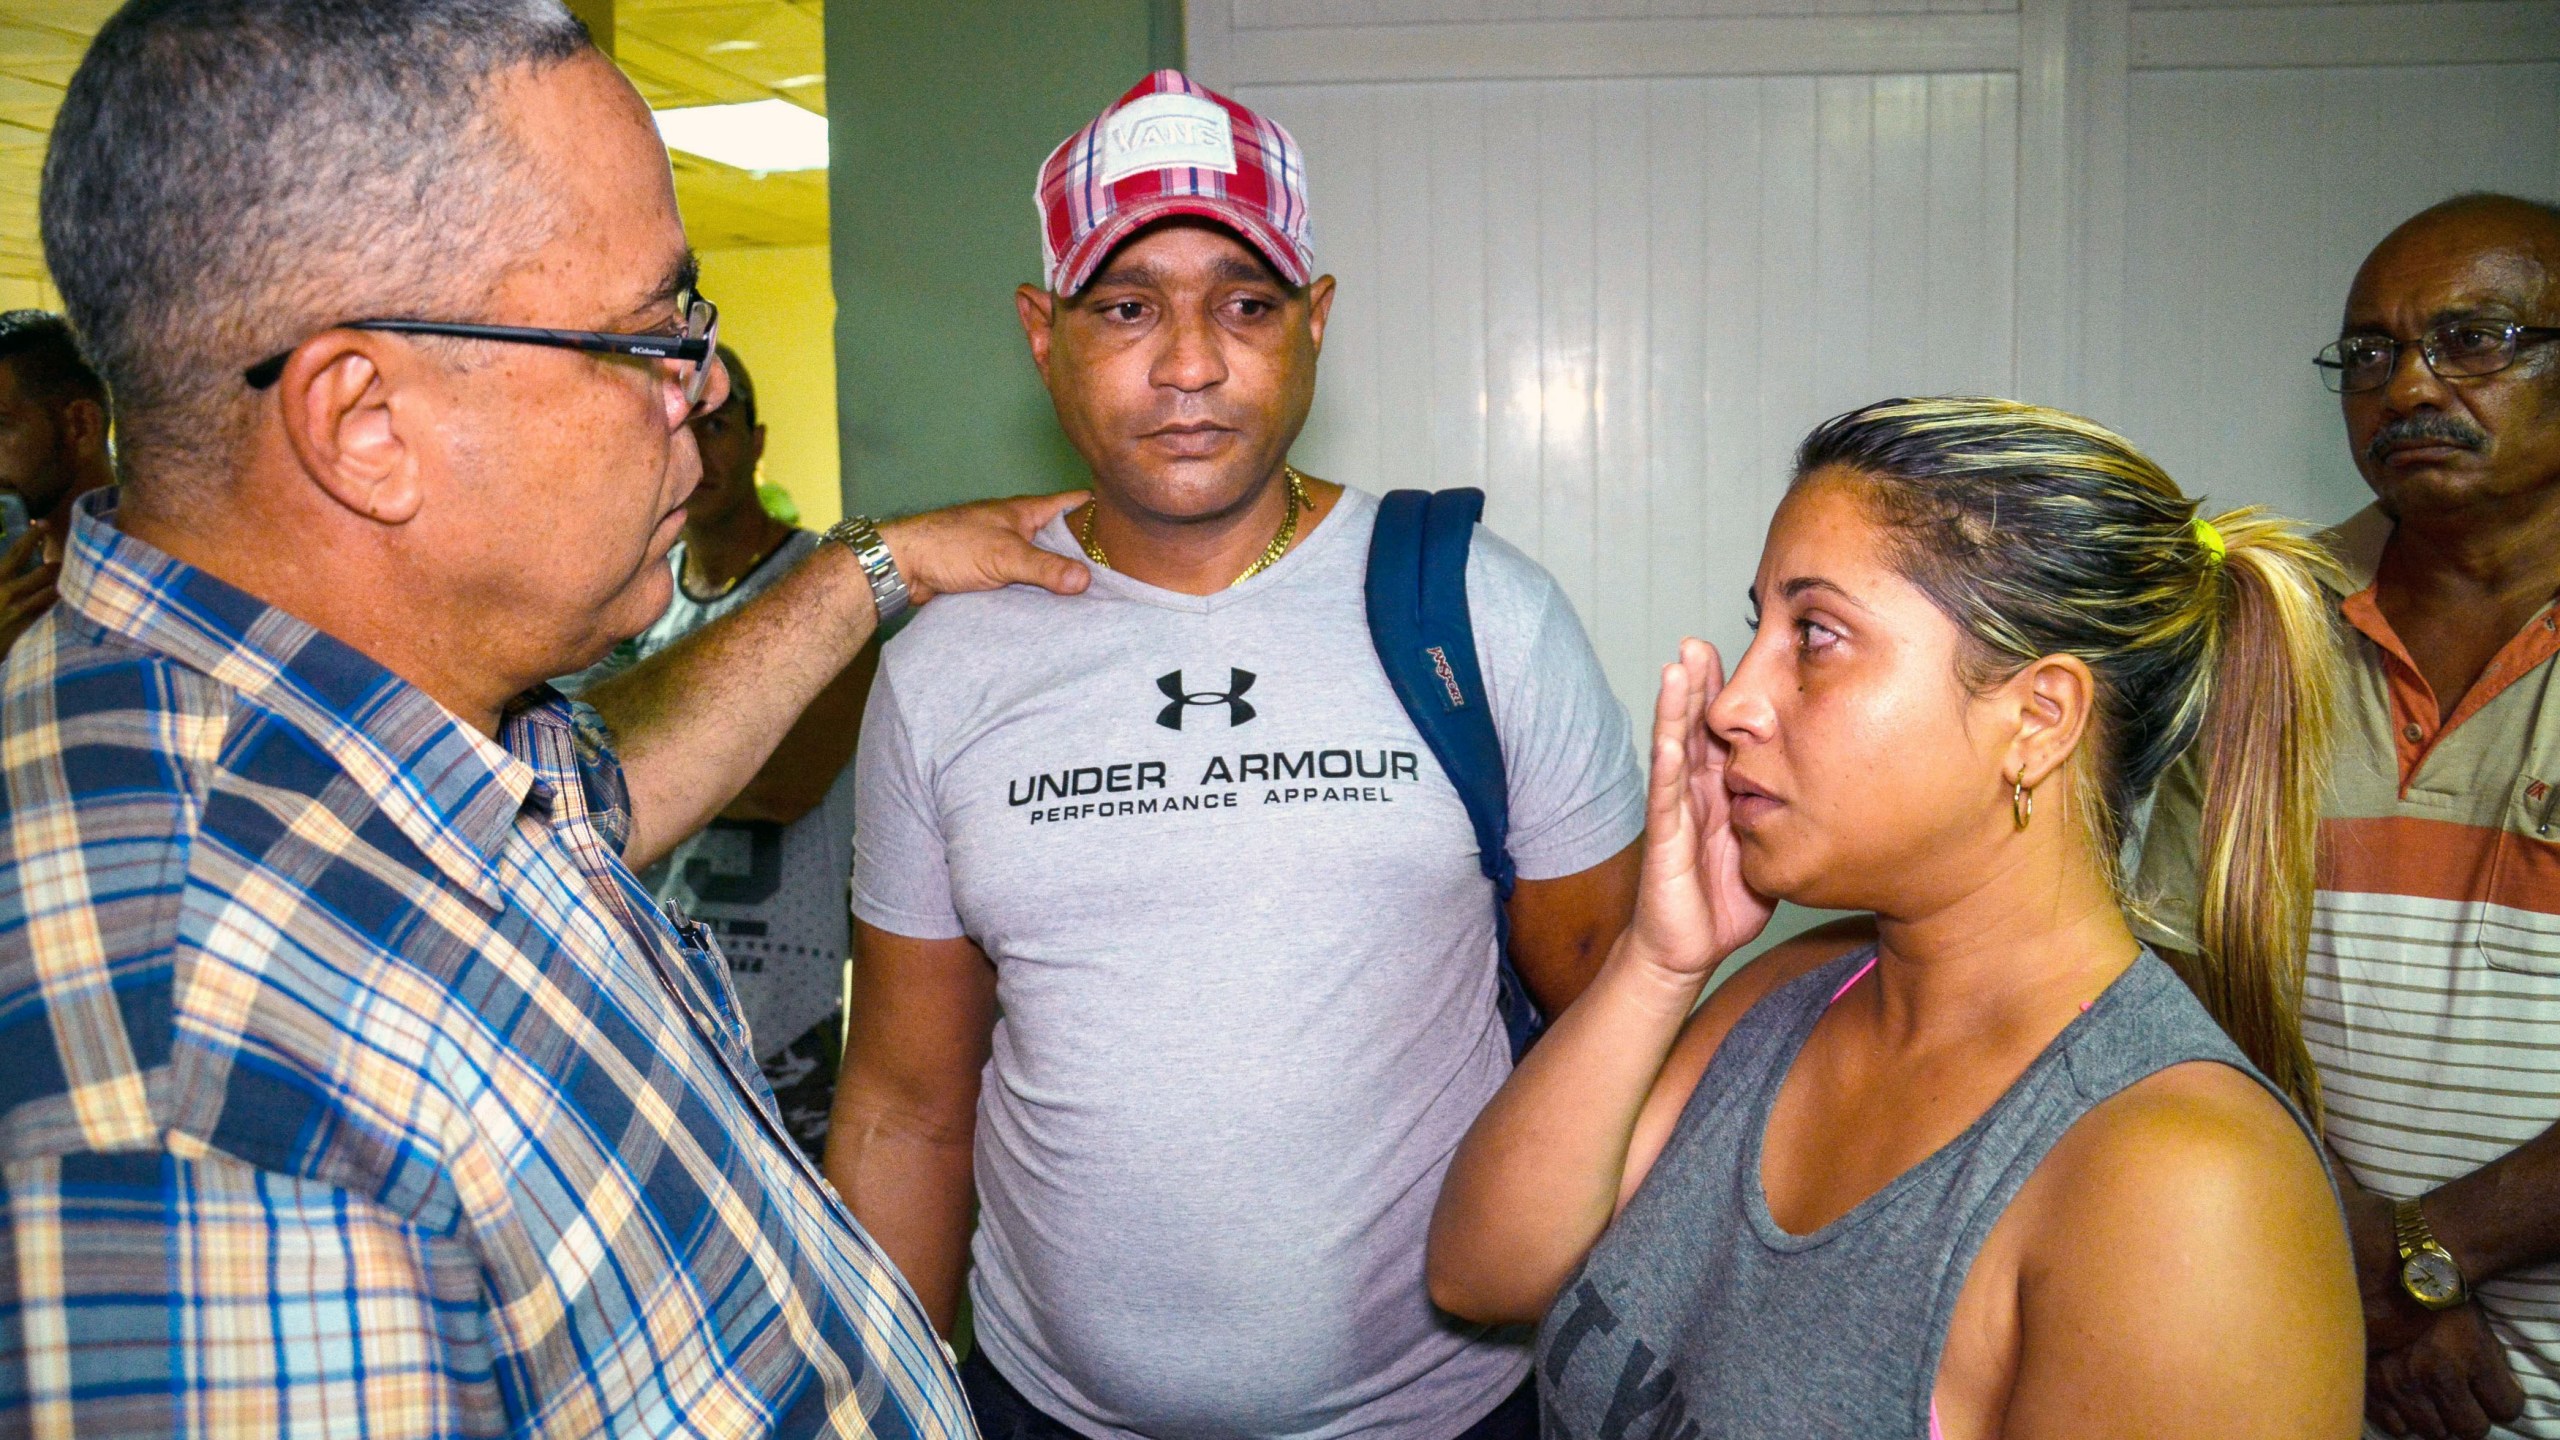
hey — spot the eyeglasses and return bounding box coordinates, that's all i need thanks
[243,293,722,411]
[2315,318,2560,394]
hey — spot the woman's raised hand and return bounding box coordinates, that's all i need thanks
[1619,638,1777,982]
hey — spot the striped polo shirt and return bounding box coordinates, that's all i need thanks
[2137,504,2560,1436]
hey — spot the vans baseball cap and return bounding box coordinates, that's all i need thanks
[1036,70,1312,297]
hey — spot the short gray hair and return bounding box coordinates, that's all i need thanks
[41,0,593,482]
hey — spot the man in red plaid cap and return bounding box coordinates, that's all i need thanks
[827,72,1645,1439]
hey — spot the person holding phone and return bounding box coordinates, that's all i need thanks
[0,309,113,658]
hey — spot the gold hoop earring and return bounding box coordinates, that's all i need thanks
[2012,778,2034,832]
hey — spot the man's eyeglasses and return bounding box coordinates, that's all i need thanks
[243,294,722,411]
[2315,319,2560,394]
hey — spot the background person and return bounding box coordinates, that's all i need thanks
[562,342,873,1163]
[827,71,1643,1440]
[0,3,1083,1434]
[0,309,113,654]
[2140,192,2560,1440]
[1428,398,2362,1439]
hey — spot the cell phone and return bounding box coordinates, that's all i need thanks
[0,493,28,568]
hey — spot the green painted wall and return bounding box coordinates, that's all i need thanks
[826,0,1184,519]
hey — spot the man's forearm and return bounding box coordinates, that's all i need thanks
[823,1106,978,1336]
[589,543,876,869]
[2427,1117,2560,1285]
[589,492,1090,870]
[719,638,877,828]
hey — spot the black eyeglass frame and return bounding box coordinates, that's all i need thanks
[242,295,721,409]
[2314,319,2560,395]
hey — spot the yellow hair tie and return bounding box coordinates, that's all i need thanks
[2192,515,2227,565]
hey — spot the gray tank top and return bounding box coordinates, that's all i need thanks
[1536,947,2315,1439]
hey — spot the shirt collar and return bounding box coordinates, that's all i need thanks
[2321,500,2560,769]
[2322,504,2391,595]
[60,490,543,906]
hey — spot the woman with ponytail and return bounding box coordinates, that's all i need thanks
[1426,397,2362,1438]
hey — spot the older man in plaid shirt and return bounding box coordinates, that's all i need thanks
[0,3,1085,1437]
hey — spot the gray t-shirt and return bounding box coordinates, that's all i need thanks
[853,487,1644,1440]
[563,532,856,1064]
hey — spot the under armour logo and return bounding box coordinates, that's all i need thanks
[1157,668,1257,730]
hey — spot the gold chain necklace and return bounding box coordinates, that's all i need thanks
[1079,466,1311,588]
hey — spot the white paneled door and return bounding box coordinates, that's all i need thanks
[1188,0,2560,710]
[1269,74,2018,693]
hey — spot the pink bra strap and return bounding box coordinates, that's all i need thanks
[1931,1401,1945,1439]
[1828,955,1879,1006]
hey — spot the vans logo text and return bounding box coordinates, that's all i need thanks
[1098,94,1237,183]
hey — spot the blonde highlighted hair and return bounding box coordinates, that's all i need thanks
[1795,397,2344,1115]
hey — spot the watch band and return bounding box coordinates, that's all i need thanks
[2394,1197,2468,1309]
[823,515,911,627]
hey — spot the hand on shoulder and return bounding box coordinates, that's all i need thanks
[880,491,1092,606]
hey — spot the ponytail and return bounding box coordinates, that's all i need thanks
[2171,510,2346,1118]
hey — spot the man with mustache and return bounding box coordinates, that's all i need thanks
[824,72,1643,1440]
[2139,192,2560,1440]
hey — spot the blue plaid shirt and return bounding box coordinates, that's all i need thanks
[0,494,970,1439]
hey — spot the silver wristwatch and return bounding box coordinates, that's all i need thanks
[822,514,911,627]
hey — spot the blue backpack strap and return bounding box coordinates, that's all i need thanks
[1365,488,1545,1061]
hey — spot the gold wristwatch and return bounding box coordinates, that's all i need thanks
[2394,1197,2468,1310]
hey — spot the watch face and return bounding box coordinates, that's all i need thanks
[2404,1251,2465,1307]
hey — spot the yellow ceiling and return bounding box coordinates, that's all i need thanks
[0,0,829,286]
[0,3,108,285]
[616,0,831,251]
